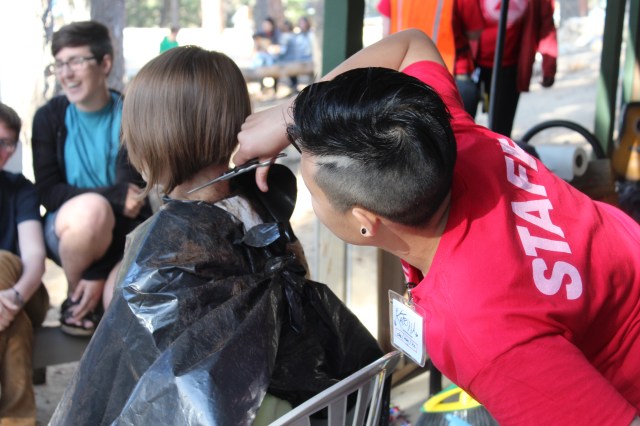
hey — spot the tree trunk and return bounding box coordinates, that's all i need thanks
[268,0,285,29]
[253,0,269,31]
[171,0,180,28]
[253,0,285,32]
[91,0,126,92]
[160,0,171,27]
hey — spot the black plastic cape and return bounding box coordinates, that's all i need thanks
[50,166,383,425]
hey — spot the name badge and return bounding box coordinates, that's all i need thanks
[389,289,427,366]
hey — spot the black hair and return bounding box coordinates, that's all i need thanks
[52,21,113,63]
[0,102,22,136]
[287,67,457,227]
[298,16,311,30]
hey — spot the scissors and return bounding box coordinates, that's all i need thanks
[187,152,287,194]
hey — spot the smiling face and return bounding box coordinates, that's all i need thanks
[0,121,18,170]
[54,46,111,112]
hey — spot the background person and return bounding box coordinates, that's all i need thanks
[159,26,180,54]
[0,102,49,426]
[31,21,150,336]
[254,16,281,52]
[475,0,557,137]
[234,29,640,425]
[278,16,314,93]
[377,0,485,116]
[252,17,283,92]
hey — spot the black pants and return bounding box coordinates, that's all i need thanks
[455,74,481,118]
[479,65,520,138]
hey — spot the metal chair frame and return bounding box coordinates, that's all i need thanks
[269,351,403,426]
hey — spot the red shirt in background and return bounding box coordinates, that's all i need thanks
[476,0,557,92]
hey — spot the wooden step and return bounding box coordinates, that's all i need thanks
[32,326,90,370]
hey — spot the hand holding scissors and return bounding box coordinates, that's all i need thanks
[187,153,287,194]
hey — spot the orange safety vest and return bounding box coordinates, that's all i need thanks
[388,0,456,72]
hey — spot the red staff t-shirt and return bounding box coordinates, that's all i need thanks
[400,60,640,425]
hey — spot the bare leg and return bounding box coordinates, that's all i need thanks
[102,260,121,310]
[55,193,114,289]
[54,193,114,326]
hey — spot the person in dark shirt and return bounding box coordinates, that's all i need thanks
[0,102,49,426]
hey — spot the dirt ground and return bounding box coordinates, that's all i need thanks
[33,16,605,425]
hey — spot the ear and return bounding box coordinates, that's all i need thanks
[101,54,113,76]
[352,207,379,237]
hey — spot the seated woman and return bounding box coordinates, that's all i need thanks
[50,46,382,425]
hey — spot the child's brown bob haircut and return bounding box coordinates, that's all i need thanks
[122,46,251,196]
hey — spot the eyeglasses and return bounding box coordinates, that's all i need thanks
[50,56,97,74]
[0,138,18,153]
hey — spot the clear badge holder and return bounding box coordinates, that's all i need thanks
[388,282,427,367]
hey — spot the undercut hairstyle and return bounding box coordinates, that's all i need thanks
[0,103,21,136]
[287,67,457,227]
[52,21,113,63]
[122,46,251,196]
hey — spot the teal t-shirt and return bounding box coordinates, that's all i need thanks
[64,92,121,189]
[159,36,179,53]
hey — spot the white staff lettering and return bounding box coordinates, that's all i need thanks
[498,138,583,300]
[500,138,547,197]
[512,199,564,237]
[516,226,570,256]
[532,259,583,300]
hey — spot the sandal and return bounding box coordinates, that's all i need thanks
[60,298,102,337]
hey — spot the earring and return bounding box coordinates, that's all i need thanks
[360,227,367,235]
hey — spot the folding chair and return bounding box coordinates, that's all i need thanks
[269,351,403,426]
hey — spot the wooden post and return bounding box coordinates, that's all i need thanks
[316,223,347,300]
[315,0,365,299]
[622,0,640,103]
[377,250,406,353]
[594,0,626,155]
[321,0,365,74]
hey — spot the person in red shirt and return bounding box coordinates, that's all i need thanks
[476,0,558,137]
[377,0,484,116]
[234,29,640,425]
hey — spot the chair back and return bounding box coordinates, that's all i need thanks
[269,351,403,426]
